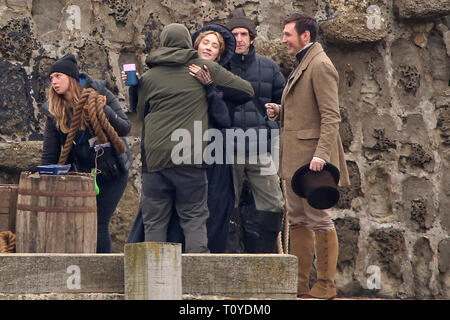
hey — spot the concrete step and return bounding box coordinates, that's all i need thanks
[0,253,297,299]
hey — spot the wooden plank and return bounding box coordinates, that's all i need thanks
[82,177,97,253]
[74,179,85,253]
[8,185,18,233]
[36,179,47,253]
[0,188,12,214]
[0,186,18,232]
[45,212,56,253]
[0,214,9,232]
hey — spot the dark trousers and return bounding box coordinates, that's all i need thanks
[205,163,234,252]
[127,163,234,253]
[96,169,128,253]
[140,167,210,253]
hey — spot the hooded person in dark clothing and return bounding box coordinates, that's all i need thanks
[135,23,254,253]
[41,54,132,253]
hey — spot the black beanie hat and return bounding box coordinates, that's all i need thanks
[49,54,80,80]
[226,8,257,38]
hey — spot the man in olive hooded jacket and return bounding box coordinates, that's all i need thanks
[136,23,254,253]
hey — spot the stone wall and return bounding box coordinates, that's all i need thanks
[0,0,448,298]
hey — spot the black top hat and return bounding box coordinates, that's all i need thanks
[291,163,340,210]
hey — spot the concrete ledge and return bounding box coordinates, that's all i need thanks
[0,254,124,294]
[0,293,124,300]
[0,253,297,299]
[182,254,297,299]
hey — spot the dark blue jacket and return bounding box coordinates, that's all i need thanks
[224,45,285,154]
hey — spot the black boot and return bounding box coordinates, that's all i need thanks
[243,211,283,253]
[242,222,260,253]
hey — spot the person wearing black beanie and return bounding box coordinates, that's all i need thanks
[42,53,132,253]
[225,8,286,254]
[226,8,257,40]
[49,53,80,81]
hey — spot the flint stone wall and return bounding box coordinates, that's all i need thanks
[0,0,448,298]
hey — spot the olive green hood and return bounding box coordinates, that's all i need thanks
[146,23,198,67]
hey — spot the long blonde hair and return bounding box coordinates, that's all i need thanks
[48,76,85,133]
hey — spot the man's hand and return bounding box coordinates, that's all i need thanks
[189,64,213,85]
[309,157,326,171]
[265,103,280,119]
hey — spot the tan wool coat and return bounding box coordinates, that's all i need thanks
[279,42,350,187]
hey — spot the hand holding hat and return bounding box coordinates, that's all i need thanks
[291,162,341,210]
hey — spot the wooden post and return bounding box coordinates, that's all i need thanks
[124,242,182,300]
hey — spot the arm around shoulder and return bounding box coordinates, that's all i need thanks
[209,63,254,101]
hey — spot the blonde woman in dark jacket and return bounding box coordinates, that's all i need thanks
[41,54,132,253]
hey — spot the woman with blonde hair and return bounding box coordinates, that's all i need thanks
[193,29,226,62]
[41,54,132,253]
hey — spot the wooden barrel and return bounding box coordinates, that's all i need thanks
[15,172,97,253]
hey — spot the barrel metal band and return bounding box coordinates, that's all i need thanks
[17,204,97,213]
[18,189,97,197]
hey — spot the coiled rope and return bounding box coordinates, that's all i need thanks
[0,231,15,253]
[58,88,125,165]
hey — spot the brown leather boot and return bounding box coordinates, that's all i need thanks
[289,226,315,296]
[305,229,339,299]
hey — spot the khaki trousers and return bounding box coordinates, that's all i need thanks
[284,178,335,231]
[232,155,284,212]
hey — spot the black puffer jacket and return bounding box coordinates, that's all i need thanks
[224,45,285,153]
[41,73,131,171]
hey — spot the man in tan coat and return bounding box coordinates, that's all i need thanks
[267,13,350,299]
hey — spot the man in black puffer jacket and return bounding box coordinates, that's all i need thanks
[225,8,285,253]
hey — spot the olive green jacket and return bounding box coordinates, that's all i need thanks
[137,23,254,172]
